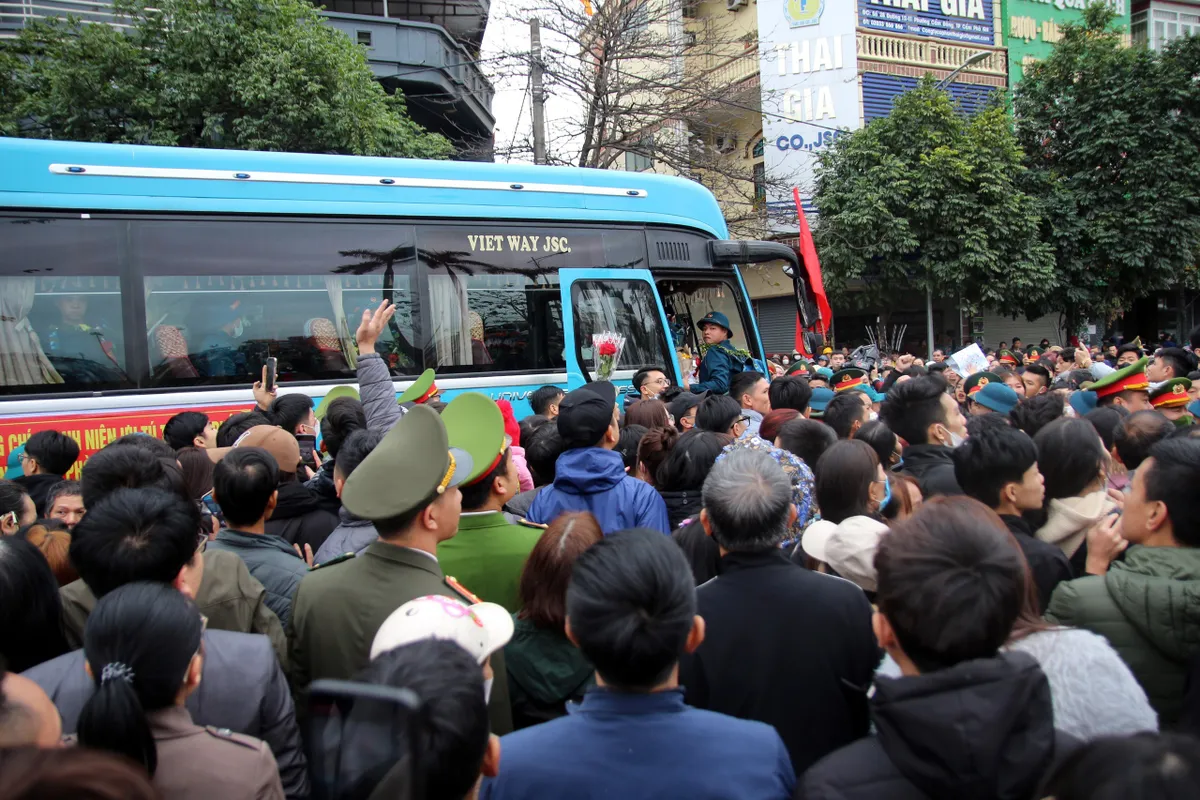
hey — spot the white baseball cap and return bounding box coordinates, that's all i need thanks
[370,595,514,664]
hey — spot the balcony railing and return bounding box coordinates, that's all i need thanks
[0,0,132,34]
[322,12,494,135]
[856,31,1007,77]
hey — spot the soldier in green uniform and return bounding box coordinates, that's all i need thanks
[1150,377,1195,428]
[437,393,545,614]
[286,403,514,733]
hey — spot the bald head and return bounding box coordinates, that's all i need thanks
[0,672,62,747]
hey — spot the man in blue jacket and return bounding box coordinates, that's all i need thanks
[480,530,796,800]
[688,311,747,396]
[527,382,670,534]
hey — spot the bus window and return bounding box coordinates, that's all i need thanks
[658,278,753,357]
[133,219,419,385]
[571,280,670,371]
[414,225,641,374]
[0,216,131,393]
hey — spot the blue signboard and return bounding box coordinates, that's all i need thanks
[858,0,996,46]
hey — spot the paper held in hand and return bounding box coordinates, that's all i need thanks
[947,343,989,378]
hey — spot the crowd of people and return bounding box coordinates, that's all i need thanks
[2,301,1200,799]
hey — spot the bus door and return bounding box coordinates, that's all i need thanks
[558,269,676,393]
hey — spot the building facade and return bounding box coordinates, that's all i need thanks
[0,0,494,155]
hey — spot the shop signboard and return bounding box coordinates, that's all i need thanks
[858,0,997,46]
[757,0,861,227]
[1006,0,1128,85]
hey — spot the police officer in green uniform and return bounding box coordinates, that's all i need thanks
[286,403,514,733]
[688,311,748,396]
[437,393,544,614]
[397,368,440,405]
[1150,377,1195,428]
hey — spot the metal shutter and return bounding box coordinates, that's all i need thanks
[974,310,1060,349]
[754,297,797,354]
[862,73,998,123]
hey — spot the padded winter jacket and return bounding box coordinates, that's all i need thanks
[527,448,669,534]
[1046,545,1200,725]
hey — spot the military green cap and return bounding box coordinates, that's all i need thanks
[314,386,360,420]
[397,369,439,405]
[784,360,811,377]
[997,349,1020,366]
[1090,356,1150,400]
[1026,346,1043,360]
[342,405,474,520]
[441,392,507,485]
[964,371,1002,398]
[1150,376,1192,409]
[831,368,867,393]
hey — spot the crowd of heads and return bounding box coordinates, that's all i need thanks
[5,325,1200,799]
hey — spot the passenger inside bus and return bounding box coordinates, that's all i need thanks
[33,285,127,386]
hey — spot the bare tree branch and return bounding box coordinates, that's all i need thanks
[489,0,787,238]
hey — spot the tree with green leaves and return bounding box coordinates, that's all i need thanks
[1014,3,1200,327]
[811,77,1055,322]
[0,0,453,159]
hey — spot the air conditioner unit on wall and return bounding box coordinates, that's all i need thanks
[726,0,747,12]
[714,133,737,154]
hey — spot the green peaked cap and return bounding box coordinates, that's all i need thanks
[397,369,438,405]
[314,386,360,420]
[342,404,473,520]
[441,392,507,485]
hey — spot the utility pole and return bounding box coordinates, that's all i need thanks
[529,18,547,166]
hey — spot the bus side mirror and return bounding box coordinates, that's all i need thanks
[708,240,818,328]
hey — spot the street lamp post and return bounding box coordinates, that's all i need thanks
[923,51,991,360]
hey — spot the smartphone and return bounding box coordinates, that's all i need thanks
[296,434,318,471]
[306,680,421,800]
[264,357,278,393]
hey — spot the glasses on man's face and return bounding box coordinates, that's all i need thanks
[195,531,208,554]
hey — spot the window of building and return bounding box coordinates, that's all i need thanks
[1150,7,1200,49]
[0,216,132,394]
[625,138,654,172]
[629,1,650,34]
[753,162,766,208]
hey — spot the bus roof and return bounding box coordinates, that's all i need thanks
[0,137,729,237]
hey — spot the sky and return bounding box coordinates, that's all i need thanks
[480,0,583,164]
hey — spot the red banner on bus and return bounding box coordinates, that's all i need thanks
[0,403,250,480]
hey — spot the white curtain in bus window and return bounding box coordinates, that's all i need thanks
[132,219,419,384]
[0,216,131,392]
[427,273,471,366]
[571,280,667,371]
[0,278,64,387]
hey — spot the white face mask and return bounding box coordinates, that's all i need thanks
[230,318,244,338]
[869,411,879,421]
[948,430,966,448]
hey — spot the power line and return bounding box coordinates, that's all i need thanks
[541,43,857,138]
[507,79,531,155]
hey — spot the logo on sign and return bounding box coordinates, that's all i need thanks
[784,0,822,28]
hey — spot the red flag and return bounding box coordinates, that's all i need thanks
[793,188,833,354]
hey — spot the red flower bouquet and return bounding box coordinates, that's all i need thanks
[591,332,626,381]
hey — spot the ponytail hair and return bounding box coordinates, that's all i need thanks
[636,427,679,487]
[77,582,203,776]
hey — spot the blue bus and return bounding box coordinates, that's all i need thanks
[0,137,815,463]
